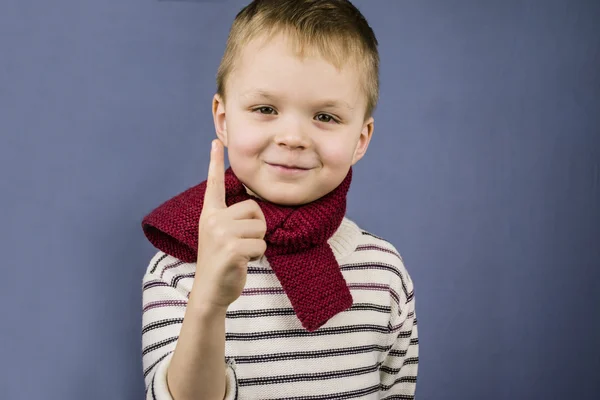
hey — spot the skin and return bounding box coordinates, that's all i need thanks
[166,32,375,399]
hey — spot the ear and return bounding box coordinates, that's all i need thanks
[212,93,228,146]
[351,116,374,165]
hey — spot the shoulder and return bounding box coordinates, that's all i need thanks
[345,217,415,300]
[144,251,196,282]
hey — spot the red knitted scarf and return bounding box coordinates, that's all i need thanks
[141,167,354,331]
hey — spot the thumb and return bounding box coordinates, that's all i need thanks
[204,139,226,210]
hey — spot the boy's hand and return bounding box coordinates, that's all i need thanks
[192,139,267,311]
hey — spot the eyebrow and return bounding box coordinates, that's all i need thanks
[241,89,354,111]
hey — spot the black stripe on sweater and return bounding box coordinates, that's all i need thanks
[381,360,419,374]
[380,375,418,390]
[226,308,296,319]
[341,262,410,299]
[142,336,177,356]
[385,356,419,368]
[356,244,403,260]
[143,280,170,291]
[273,384,380,400]
[380,395,415,400]
[149,252,169,274]
[247,266,273,274]
[150,372,157,399]
[226,324,389,341]
[171,272,194,287]
[142,318,184,335]
[388,339,419,358]
[233,344,391,364]
[393,329,415,340]
[142,325,414,349]
[361,231,385,240]
[238,362,382,386]
[352,303,392,313]
[225,303,391,319]
[143,351,172,378]
[385,348,408,359]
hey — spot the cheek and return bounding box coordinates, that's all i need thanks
[227,121,267,158]
[317,137,358,167]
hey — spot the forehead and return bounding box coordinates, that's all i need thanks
[228,33,366,107]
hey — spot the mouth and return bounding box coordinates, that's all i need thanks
[267,162,312,169]
[266,162,313,173]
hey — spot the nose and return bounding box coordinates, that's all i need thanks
[273,121,311,150]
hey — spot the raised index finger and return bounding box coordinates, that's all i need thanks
[204,139,226,210]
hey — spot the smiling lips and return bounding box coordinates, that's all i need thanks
[266,162,313,174]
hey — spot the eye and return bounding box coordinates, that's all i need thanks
[315,113,338,123]
[253,106,276,115]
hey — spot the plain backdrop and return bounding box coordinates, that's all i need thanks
[1,0,598,399]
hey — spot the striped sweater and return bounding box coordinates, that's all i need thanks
[142,217,418,399]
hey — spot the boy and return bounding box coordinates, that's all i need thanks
[141,1,418,399]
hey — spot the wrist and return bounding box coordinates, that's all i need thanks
[188,293,229,320]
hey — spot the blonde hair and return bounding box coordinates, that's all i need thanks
[216,0,380,119]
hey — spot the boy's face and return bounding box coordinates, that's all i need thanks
[212,33,374,206]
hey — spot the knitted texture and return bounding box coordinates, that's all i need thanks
[141,168,354,331]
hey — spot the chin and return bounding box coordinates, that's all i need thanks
[257,189,312,206]
[231,165,327,206]
[246,182,317,206]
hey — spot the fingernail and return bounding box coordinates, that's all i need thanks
[212,140,217,150]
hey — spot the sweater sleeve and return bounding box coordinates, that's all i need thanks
[378,257,419,399]
[142,252,238,400]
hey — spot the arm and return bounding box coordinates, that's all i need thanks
[379,300,418,398]
[142,252,238,400]
[167,294,228,400]
[144,140,265,400]
[379,268,419,399]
